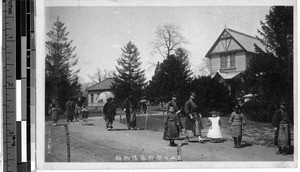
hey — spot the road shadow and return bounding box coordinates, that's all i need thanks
[81,123,94,126]
[112,128,130,131]
[239,142,253,148]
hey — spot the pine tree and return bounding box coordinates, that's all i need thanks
[112,41,146,108]
[146,48,192,107]
[46,16,82,111]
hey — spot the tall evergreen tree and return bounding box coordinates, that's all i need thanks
[146,48,192,107]
[242,6,294,122]
[112,41,146,108]
[46,17,82,111]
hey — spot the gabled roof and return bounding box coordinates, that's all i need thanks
[212,71,241,80]
[86,78,114,91]
[205,28,265,58]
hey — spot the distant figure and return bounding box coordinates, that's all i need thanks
[75,97,84,122]
[167,95,183,132]
[184,92,204,143]
[272,101,292,155]
[65,98,75,122]
[103,98,116,131]
[163,106,180,146]
[130,105,138,130]
[229,106,246,148]
[122,95,134,129]
[207,111,222,143]
[48,98,60,126]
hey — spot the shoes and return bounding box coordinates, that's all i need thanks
[107,128,112,131]
[234,145,238,148]
[185,138,190,142]
[169,142,177,146]
[133,127,137,130]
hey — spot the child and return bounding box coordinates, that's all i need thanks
[229,106,246,148]
[207,111,222,143]
[163,106,180,146]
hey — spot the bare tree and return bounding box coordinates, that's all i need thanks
[151,23,189,59]
[88,68,114,83]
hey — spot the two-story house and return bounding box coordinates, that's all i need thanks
[205,27,265,98]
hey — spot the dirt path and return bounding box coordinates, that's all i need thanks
[45,116,293,162]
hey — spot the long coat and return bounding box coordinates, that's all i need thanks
[184,99,203,133]
[48,102,59,120]
[229,112,246,138]
[65,100,75,120]
[271,108,292,148]
[163,112,180,140]
[103,101,116,122]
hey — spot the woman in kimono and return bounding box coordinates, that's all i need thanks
[229,106,246,148]
[103,98,116,130]
[184,92,204,143]
[65,98,75,122]
[163,106,181,146]
[48,98,60,126]
[272,101,292,155]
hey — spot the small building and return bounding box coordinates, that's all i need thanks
[86,78,114,109]
[205,27,265,98]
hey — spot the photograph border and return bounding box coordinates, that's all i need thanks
[35,0,298,170]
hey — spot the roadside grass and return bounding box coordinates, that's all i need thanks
[120,113,294,147]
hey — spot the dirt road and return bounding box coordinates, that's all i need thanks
[45,116,293,163]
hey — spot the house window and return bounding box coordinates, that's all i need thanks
[221,53,235,69]
[91,94,94,103]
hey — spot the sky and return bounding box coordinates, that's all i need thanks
[45,5,272,83]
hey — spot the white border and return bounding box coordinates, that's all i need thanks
[36,0,298,171]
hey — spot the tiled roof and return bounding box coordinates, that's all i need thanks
[205,28,265,57]
[86,78,114,91]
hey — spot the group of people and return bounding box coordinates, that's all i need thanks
[163,93,292,155]
[163,92,228,146]
[102,95,137,131]
[48,97,87,126]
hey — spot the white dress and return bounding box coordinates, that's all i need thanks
[207,116,222,139]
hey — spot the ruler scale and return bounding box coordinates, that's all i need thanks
[3,0,35,171]
[3,0,17,172]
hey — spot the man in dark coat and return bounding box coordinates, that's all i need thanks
[65,98,75,122]
[103,98,116,130]
[184,92,203,143]
[272,101,292,155]
[122,95,133,129]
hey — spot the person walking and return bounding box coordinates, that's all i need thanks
[163,106,181,146]
[48,98,60,126]
[65,98,75,122]
[229,106,246,148]
[128,105,137,130]
[184,92,204,143]
[272,101,292,155]
[122,95,133,130]
[75,97,84,123]
[103,98,116,131]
